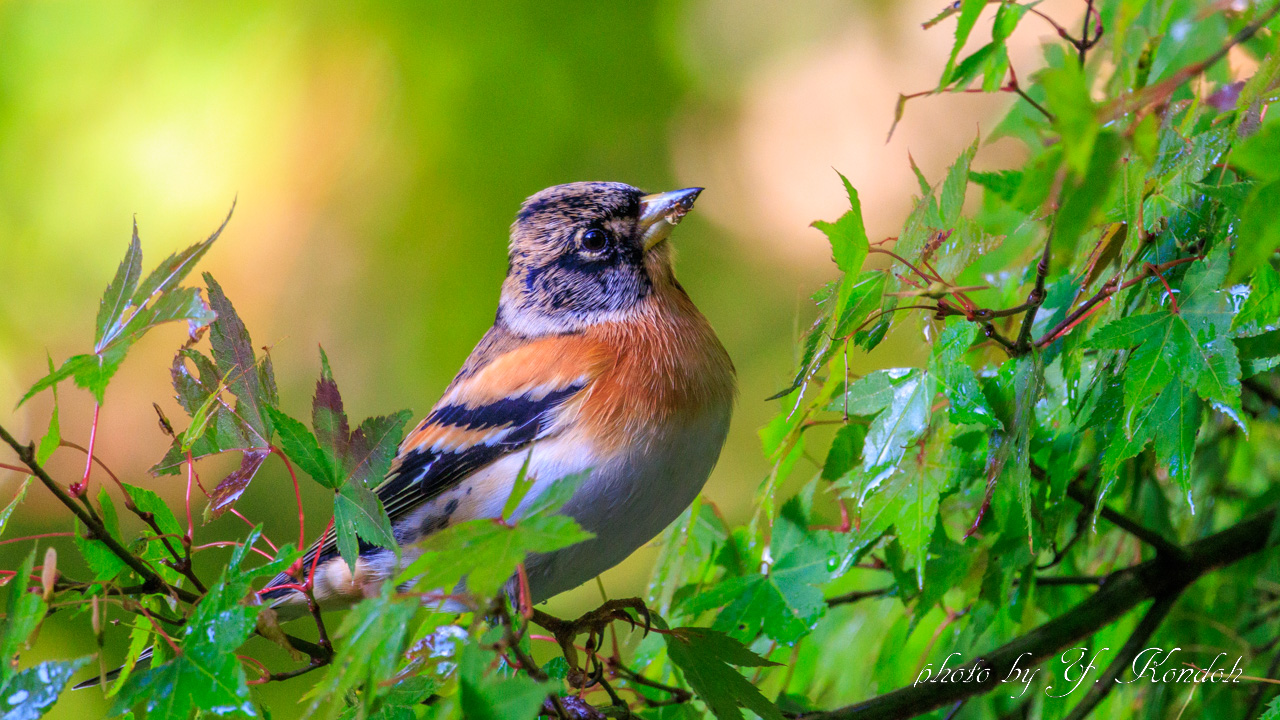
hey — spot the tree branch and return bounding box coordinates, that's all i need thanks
[1061,592,1178,720]
[0,423,200,605]
[802,506,1278,720]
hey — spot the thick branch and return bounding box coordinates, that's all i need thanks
[1061,592,1177,720]
[803,506,1278,720]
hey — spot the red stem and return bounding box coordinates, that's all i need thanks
[0,532,75,547]
[271,446,306,570]
[1143,262,1180,314]
[71,403,101,497]
[183,451,196,543]
[192,541,276,561]
[59,441,128,495]
[0,463,34,476]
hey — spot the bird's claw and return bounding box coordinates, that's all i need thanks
[530,597,653,688]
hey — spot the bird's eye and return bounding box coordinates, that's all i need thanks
[581,228,609,252]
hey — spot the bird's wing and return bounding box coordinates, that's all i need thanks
[262,331,614,596]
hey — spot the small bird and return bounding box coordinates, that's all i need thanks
[263,181,735,612]
[76,182,733,691]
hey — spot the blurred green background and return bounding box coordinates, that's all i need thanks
[0,0,1078,715]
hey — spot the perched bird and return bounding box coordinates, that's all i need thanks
[265,181,735,612]
[75,182,733,690]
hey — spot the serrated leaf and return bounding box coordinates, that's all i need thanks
[861,369,935,484]
[113,529,285,720]
[456,641,548,720]
[969,170,1023,203]
[681,501,834,644]
[0,479,32,540]
[0,552,47,685]
[35,355,60,466]
[0,658,90,720]
[264,405,337,488]
[811,172,870,274]
[939,0,987,90]
[334,480,397,574]
[95,221,143,348]
[1234,262,1280,336]
[347,411,412,490]
[312,346,351,473]
[397,513,593,600]
[663,626,783,720]
[1233,180,1280,282]
[74,490,127,581]
[1088,249,1243,431]
[1039,61,1098,175]
[1054,131,1123,256]
[930,321,997,427]
[21,209,232,407]
[304,591,419,720]
[204,274,272,441]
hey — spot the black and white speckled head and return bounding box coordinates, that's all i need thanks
[497,181,701,335]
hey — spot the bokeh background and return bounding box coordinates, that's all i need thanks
[0,0,1083,716]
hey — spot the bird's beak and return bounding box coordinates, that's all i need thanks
[639,187,702,251]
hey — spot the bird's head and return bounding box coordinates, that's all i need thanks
[498,181,702,335]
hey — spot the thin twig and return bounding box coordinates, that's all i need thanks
[0,423,199,604]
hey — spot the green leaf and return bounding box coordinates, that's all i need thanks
[861,369,935,483]
[826,371,894,418]
[969,170,1023,203]
[74,489,127,581]
[1102,378,1201,509]
[1233,113,1280,181]
[1233,180,1280,282]
[264,405,337,488]
[456,642,548,720]
[16,354,92,409]
[1239,330,1280,377]
[1234,262,1280,336]
[502,449,536,520]
[95,220,143,349]
[941,137,979,224]
[663,627,783,720]
[982,354,1043,538]
[304,591,419,720]
[681,500,834,643]
[811,172,870,274]
[1088,249,1243,431]
[1054,131,1123,256]
[0,552,47,685]
[113,528,284,720]
[830,271,886,339]
[514,470,591,519]
[35,355,61,466]
[122,484,183,538]
[0,479,32,540]
[0,658,90,720]
[930,321,997,427]
[347,411,412,490]
[939,0,987,90]
[334,480,397,574]
[398,513,593,599]
[1039,61,1098,175]
[20,210,232,407]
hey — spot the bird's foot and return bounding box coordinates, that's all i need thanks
[530,597,651,687]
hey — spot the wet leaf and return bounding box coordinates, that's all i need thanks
[663,626,782,720]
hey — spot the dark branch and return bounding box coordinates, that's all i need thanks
[0,423,200,605]
[1061,592,1177,720]
[802,505,1277,720]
